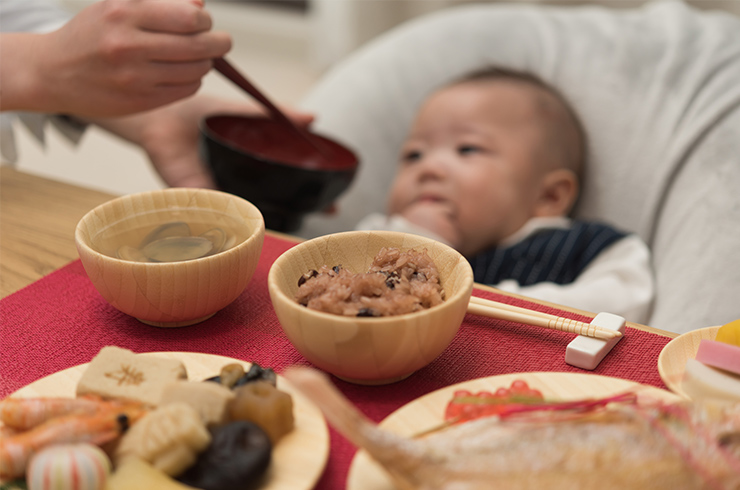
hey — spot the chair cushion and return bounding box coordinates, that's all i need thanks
[297,1,740,333]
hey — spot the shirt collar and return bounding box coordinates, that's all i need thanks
[499,216,572,248]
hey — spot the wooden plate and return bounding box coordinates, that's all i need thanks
[346,371,679,490]
[657,326,720,398]
[3,352,329,490]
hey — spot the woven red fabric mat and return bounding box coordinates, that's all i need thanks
[0,234,671,489]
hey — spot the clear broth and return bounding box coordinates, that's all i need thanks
[92,208,250,262]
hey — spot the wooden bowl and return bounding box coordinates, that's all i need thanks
[267,231,474,384]
[75,188,265,327]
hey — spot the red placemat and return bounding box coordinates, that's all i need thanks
[0,234,672,489]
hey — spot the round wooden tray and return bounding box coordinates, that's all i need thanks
[657,326,720,398]
[5,351,329,490]
[346,371,678,490]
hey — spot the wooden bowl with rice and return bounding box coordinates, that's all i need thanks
[267,231,474,385]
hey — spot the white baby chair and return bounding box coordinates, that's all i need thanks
[295,0,740,335]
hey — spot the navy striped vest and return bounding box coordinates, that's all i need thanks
[468,221,627,286]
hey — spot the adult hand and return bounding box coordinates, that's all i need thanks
[91,95,315,189]
[1,0,230,117]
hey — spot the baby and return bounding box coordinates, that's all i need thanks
[357,68,654,323]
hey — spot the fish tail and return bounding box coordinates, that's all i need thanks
[284,367,426,467]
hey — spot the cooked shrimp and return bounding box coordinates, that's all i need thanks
[0,395,115,430]
[0,403,147,479]
[0,426,18,439]
[285,367,740,490]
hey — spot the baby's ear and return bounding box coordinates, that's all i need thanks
[534,169,579,217]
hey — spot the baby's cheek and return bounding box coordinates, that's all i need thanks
[386,184,410,214]
[386,196,402,215]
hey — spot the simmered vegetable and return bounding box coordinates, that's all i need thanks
[206,363,277,388]
[176,421,271,490]
[227,382,294,444]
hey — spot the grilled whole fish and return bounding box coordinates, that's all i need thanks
[284,368,740,490]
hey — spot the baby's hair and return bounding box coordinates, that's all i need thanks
[452,67,587,180]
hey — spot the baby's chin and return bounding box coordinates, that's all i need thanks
[405,198,455,213]
[398,203,462,249]
[398,201,453,222]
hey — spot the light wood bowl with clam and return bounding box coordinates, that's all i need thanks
[268,231,474,385]
[75,188,264,327]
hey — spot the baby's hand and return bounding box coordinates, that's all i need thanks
[401,202,462,250]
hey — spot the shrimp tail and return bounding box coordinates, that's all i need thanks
[0,426,19,439]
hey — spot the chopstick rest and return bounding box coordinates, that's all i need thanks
[565,312,626,370]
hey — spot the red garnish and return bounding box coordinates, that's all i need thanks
[444,379,637,424]
[444,380,544,423]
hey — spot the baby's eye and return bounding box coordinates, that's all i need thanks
[401,150,422,163]
[458,145,482,156]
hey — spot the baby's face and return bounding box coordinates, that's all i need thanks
[387,80,552,257]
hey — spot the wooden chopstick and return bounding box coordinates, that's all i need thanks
[467,296,621,341]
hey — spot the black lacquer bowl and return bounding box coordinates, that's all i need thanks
[200,115,359,232]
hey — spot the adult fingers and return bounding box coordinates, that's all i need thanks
[140,30,232,62]
[112,82,203,115]
[145,59,214,86]
[281,109,315,128]
[129,0,214,34]
[170,170,218,189]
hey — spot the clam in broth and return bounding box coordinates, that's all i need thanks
[92,210,245,263]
